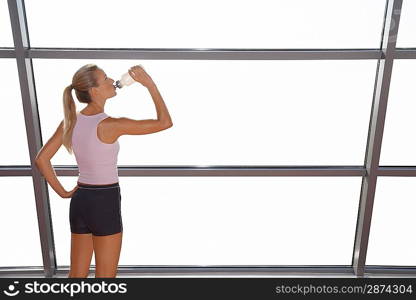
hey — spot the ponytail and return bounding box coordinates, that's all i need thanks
[61,63,100,155]
[62,85,77,154]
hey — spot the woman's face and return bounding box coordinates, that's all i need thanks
[91,69,116,100]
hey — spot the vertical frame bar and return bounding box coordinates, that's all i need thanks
[352,0,402,277]
[7,0,56,277]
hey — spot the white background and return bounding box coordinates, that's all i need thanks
[0,0,415,268]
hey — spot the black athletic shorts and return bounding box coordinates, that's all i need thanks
[70,182,123,236]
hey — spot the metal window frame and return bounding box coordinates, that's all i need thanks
[352,0,403,277]
[2,0,415,278]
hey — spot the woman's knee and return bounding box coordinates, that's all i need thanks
[68,271,89,278]
[95,272,117,278]
[95,265,118,278]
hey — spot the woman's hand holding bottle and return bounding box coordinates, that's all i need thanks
[128,65,154,88]
[114,65,154,89]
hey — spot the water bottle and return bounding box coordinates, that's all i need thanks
[114,72,135,89]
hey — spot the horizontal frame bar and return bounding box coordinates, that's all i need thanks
[0,166,366,177]
[365,266,416,276]
[1,166,415,177]
[2,166,416,177]
[0,265,360,277]
[394,48,416,59]
[0,48,15,58]
[2,48,416,60]
[378,167,416,176]
[27,48,383,60]
[2,266,416,277]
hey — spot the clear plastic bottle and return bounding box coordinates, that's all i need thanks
[114,72,135,89]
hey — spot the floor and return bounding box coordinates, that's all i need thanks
[1,273,415,278]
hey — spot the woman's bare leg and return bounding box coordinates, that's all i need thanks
[68,233,94,278]
[93,232,122,278]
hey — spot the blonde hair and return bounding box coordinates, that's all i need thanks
[62,63,100,154]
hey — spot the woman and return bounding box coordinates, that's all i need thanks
[35,64,173,278]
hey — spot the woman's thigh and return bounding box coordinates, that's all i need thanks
[69,233,94,278]
[93,232,123,277]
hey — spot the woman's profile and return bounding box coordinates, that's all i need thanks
[35,64,173,278]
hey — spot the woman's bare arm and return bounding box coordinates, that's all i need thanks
[35,159,67,197]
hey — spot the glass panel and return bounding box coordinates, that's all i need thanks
[379,59,416,166]
[25,0,385,49]
[0,0,13,47]
[33,59,376,167]
[53,176,361,266]
[0,59,31,165]
[0,177,43,267]
[366,177,416,266]
[396,0,416,47]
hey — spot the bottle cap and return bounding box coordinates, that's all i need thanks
[115,80,122,89]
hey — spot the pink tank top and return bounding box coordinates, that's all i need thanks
[72,111,120,184]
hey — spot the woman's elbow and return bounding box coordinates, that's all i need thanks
[34,159,45,172]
